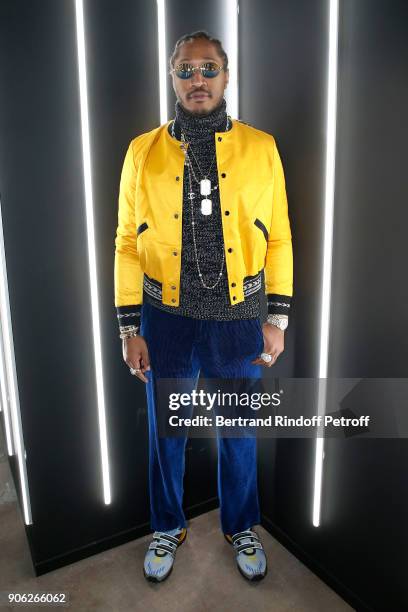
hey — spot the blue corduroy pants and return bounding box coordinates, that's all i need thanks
[140,301,264,536]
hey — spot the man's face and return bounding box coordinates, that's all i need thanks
[171,38,229,116]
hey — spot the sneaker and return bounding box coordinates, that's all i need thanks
[143,527,187,582]
[224,528,267,581]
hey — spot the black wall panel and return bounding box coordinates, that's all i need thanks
[330,0,408,377]
[0,0,103,568]
[240,0,329,380]
[324,1,408,609]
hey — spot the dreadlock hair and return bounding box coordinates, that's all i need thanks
[169,30,229,72]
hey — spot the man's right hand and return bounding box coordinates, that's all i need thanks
[122,335,151,383]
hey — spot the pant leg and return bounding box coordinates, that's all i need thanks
[197,317,265,535]
[140,302,200,532]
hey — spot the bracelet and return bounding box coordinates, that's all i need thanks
[120,324,139,332]
[120,330,139,340]
[119,325,140,340]
[266,314,288,331]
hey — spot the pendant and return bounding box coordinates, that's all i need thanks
[201,199,212,215]
[200,178,211,196]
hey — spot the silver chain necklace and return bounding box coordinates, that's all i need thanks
[170,115,230,289]
[171,115,230,216]
[186,158,225,289]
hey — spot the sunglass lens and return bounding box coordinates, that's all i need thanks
[175,63,193,79]
[202,62,220,78]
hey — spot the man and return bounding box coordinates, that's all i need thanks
[114,30,293,582]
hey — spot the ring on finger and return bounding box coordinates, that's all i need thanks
[268,354,278,365]
[130,367,141,375]
[260,352,272,363]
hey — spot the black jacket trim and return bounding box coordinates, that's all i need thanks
[137,222,148,236]
[266,293,292,315]
[143,274,162,300]
[243,271,262,297]
[254,218,268,241]
[116,304,142,328]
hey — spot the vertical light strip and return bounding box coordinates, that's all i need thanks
[312,0,339,527]
[0,315,14,456]
[0,199,32,524]
[157,0,168,124]
[75,0,111,505]
[223,0,239,119]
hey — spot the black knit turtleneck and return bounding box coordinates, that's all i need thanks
[174,96,229,142]
[141,96,262,321]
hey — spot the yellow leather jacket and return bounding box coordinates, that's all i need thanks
[114,119,293,311]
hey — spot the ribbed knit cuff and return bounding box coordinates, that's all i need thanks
[266,294,291,316]
[116,304,142,330]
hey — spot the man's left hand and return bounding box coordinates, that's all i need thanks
[251,323,285,367]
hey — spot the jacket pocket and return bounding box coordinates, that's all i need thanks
[137,222,149,236]
[254,218,268,241]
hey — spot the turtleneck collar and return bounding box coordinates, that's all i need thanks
[172,97,229,142]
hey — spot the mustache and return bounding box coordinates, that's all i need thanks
[188,90,211,98]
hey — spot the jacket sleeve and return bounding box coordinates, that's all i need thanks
[264,139,293,317]
[114,140,143,331]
